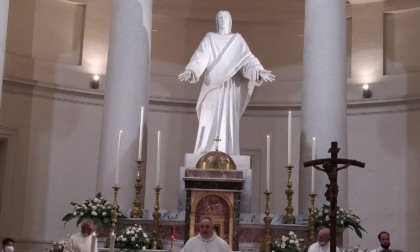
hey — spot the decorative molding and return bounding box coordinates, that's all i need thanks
[4,76,420,115]
[3,77,104,107]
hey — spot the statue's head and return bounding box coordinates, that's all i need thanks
[216,10,232,34]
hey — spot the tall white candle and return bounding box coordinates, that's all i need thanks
[91,232,97,252]
[156,131,161,186]
[267,135,270,191]
[138,106,144,160]
[311,137,316,193]
[288,111,292,165]
[115,130,122,186]
[109,231,116,252]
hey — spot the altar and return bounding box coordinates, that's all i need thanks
[117,211,325,252]
[113,152,343,252]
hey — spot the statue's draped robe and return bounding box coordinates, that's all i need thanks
[186,32,264,155]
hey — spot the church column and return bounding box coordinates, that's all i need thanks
[299,0,348,214]
[0,0,10,107]
[97,0,152,211]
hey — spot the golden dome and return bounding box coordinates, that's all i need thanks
[196,151,236,170]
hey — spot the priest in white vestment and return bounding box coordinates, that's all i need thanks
[1,238,14,252]
[370,231,393,252]
[308,228,341,252]
[64,219,96,252]
[180,217,231,252]
[179,10,275,155]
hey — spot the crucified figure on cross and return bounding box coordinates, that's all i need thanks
[313,161,353,202]
[303,141,365,252]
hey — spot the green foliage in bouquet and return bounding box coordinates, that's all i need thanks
[62,192,124,227]
[314,204,367,239]
[271,231,305,252]
[115,224,150,250]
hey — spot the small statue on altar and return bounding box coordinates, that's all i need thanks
[179,10,275,155]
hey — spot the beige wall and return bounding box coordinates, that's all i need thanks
[1,0,420,251]
[0,80,103,250]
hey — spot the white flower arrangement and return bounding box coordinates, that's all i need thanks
[314,204,367,239]
[47,240,67,252]
[115,224,150,250]
[271,231,305,252]
[62,192,123,227]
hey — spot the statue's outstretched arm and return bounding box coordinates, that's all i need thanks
[259,69,275,82]
[178,70,193,82]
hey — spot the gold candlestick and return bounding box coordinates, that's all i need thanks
[169,226,176,252]
[308,193,317,244]
[263,190,272,252]
[283,164,296,224]
[151,185,162,249]
[111,185,121,234]
[130,159,144,218]
[169,239,175,252]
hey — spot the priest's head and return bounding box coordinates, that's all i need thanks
[378,231,391,249]
[80,219,95,236]
[198,217,214,239]
[2,238,14,251]
[317,227,330,247]
[216,11,232,34]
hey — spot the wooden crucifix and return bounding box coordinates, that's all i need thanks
[303,141,365,252]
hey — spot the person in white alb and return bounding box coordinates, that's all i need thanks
[370,231,394,252]
[1,238,14,252]
[180,217,231,252]
[308,227,341,252]
[64,219,95,252]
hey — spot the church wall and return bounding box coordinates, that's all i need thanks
[344,3,420,250]
[4,0,111,91]
[0,83,33,242]
[0,81,104,250]
[347,105,420,252]
[1,0,112,245]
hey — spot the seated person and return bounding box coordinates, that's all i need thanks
[308,227,341,252]
[64,219,95,252]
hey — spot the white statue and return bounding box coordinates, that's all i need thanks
[179,10,275,155]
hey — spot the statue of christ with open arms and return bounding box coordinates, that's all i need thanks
[179,10,275,155]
